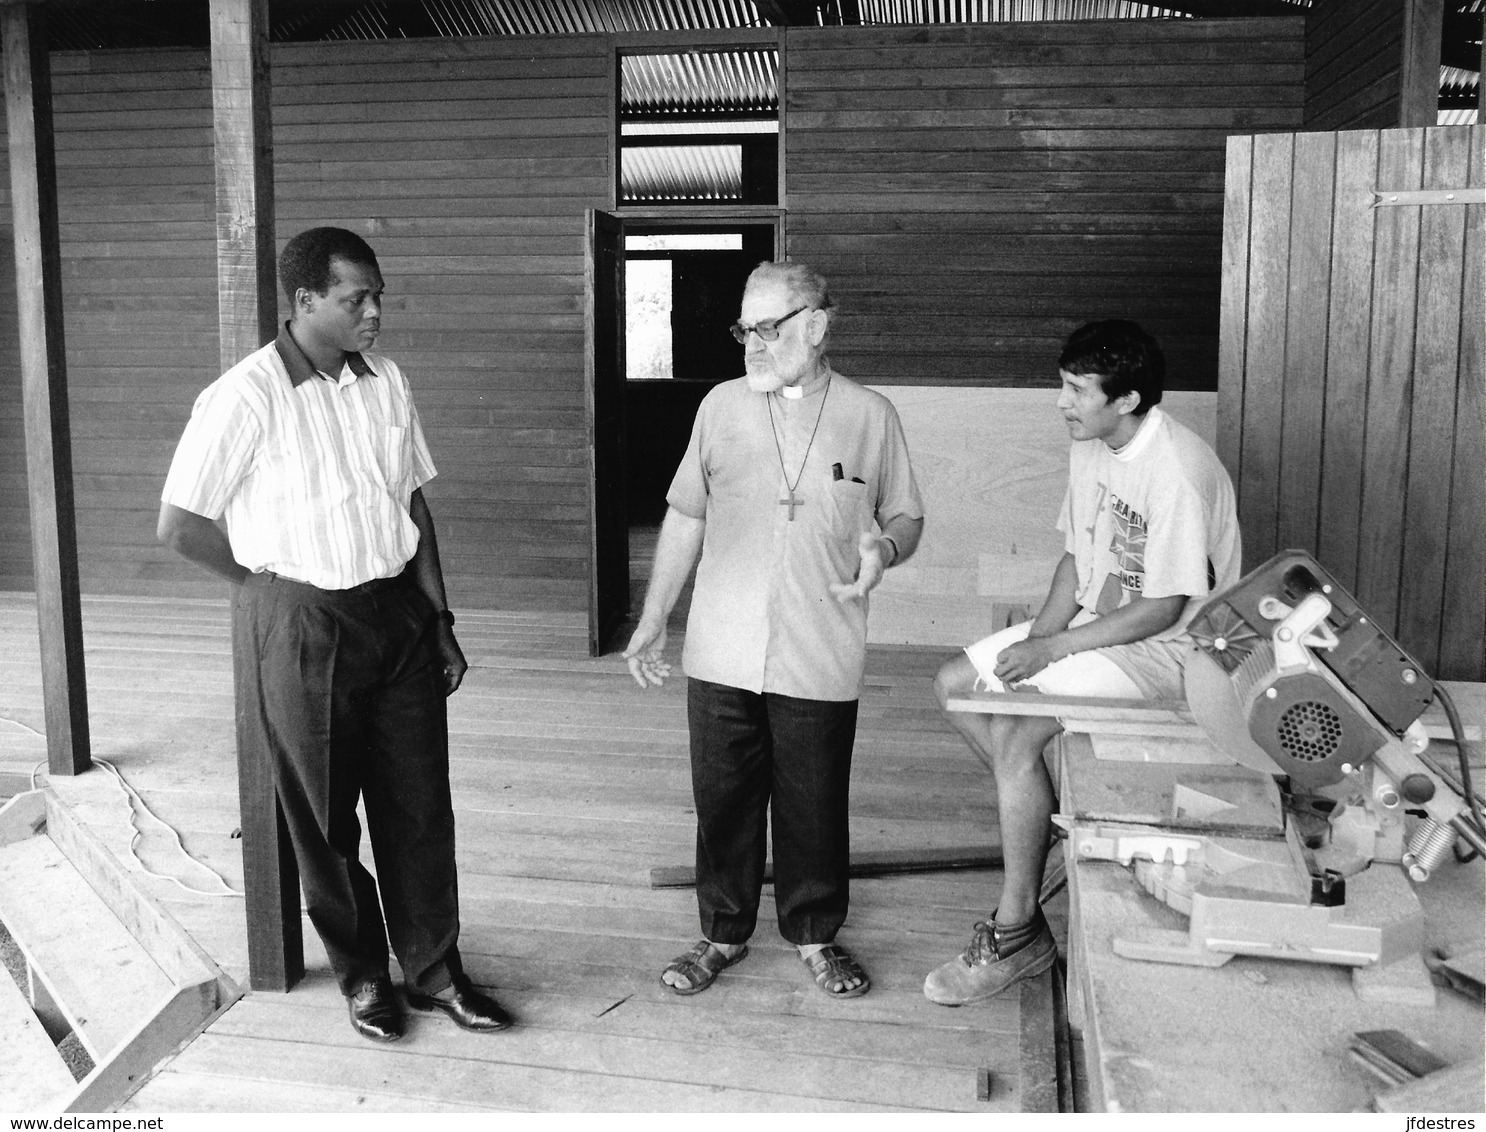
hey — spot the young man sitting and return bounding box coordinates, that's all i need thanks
[923,319,1241,1006]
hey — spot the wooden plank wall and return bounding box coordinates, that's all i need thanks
[0,37,611,609]
[1218,126,1484,681]
[782,18,1305,389]
[1,21,1317,620]
[1304,0,1408,131]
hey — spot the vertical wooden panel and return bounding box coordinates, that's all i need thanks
[209,0,277,368]
[1237,132,1295,568]
[1356,128,1425,633]
[1316,130,1380,590]
[1276,130,1336,554]
[1396,128,1469,673]
[1439,127,1486,679]
[1217,134,1252,489]
[210,0,301,994]
[1398,0,1445,128]
[1221,124,1483,680]
[2,3,90,776]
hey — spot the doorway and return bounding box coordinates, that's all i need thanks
[585,213,780,655]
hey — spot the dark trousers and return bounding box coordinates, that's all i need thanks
[234,570,461,996]
[687,678,859,945]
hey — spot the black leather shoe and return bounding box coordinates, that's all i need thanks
[347,976,404,1042]
[407,975,512,1032]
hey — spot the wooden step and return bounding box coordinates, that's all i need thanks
[0,834,176,1062]
[0,787,241,1112]
[0,945,75,1111]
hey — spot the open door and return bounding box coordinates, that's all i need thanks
[585,209,628,656]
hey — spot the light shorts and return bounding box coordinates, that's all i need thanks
[963,615,1189,701]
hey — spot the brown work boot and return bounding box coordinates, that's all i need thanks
[923,913,1056,1006]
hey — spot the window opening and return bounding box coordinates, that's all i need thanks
[618,49,779,207]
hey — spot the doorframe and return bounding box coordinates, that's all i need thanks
[584,209,784,656]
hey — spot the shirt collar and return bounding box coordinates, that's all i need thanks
[1109,405,1163,462]
[274,321,373,388]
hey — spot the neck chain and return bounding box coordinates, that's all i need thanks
[766,373,831,521]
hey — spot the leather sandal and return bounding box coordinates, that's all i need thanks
[661,940,748,996]
[802,943,871,998]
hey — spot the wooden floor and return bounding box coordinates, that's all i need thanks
[0,589,1060,1113]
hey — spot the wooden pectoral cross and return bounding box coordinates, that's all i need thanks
[779,486,804,520]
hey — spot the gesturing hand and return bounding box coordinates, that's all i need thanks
[829,532,891,603]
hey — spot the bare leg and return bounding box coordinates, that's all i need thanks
[934,654,1061,921]
[924,654,1062,1005]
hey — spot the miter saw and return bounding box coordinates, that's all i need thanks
[1069,549,1486,995]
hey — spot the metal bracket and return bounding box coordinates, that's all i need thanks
[1373,188,1486,208]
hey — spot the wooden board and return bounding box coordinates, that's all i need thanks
[0,948,74,1111]
[1060,733,1284,834]
[0,593,1042,1113]
[0,834,174,1061]
[1221,125,1485,680]
[1304,0,1408,130]
[1066,851,1484,1112]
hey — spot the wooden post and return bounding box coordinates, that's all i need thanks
[1399,0,1445,127]
[2,0,90,777]
[210,0,301,992]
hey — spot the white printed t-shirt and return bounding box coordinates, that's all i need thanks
[1056,405,1241,697]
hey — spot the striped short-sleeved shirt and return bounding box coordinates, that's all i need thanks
[161,323,437,591]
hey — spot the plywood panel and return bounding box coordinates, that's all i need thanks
[1357,128,1425,633]
[1397,128,1470,673]
[1237,131,1295,567]
[1276,130,1336,554]
[1316,130,1380,591]
[1221,125,1483,680]
[1438,127,1486,679]
[1216,134,1251,493]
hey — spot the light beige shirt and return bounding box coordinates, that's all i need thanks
[668,372,923,701]
[161,325,437,590]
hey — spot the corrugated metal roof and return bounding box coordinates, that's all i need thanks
[622,143,744,199]
[624,50,777,117]
[36,0,1323,50]
[33,0,1476,187]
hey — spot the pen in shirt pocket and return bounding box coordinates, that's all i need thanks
[832,462,866,485]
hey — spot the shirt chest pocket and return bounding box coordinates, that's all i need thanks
[825,478,872,542]
[377,424,409,490]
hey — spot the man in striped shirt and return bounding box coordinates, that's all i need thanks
[158,227,509,1043]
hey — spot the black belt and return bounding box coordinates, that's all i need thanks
[257,568,410,598]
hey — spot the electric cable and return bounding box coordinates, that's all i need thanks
[1433,682,1485,861]
[4,717,240,898]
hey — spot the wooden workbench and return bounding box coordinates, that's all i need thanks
[945,684,1486,1112]
[1055,731,1485,1112]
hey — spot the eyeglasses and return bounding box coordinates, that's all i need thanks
[729,306,808,344]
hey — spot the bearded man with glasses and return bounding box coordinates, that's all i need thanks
[623,260,925,1000]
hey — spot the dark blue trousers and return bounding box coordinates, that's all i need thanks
[687,678,858,945]
[234,570,462,996]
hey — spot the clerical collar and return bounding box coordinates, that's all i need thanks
[778,365,831,401]
[274,321,373,388]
